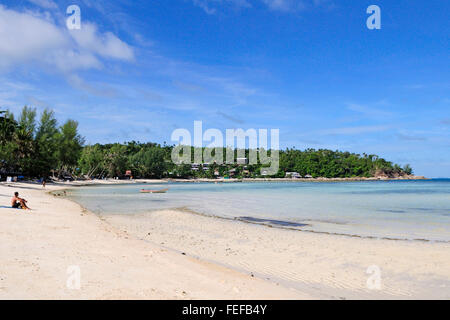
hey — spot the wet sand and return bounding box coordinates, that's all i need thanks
[105,209,450,299]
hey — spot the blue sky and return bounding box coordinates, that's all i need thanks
[0,0,449,177]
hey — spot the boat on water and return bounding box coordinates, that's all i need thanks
[140,188,169,194]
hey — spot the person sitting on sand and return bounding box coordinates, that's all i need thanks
[11,192,30,210]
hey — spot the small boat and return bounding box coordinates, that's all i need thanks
[140,188,169,194]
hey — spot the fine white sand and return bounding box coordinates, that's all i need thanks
[105,209,450,299]
[0,182,310,299]
[1,181,449,299]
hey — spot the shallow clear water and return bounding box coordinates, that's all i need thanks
[68,179,450,242]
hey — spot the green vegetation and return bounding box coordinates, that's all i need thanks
[0,107,84,178]
[78,142,170,179]
[1,107,414,180]
[278,148,412,178]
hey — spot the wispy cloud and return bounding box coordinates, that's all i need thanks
[66,74,121,98]
[318,125,390,135]
[192,0,311,14]
[397,133,427,141]
[192,0,217,15]
[262,0,306,12]
[192,0,252,15]
[0,78,35,109]
[403,84,427,90]
[217,110,245,124]
[173,81,205,93]
[403,83,450,90]
[27,0,58,9]
[346,103,393,118]
[26,95,51,109]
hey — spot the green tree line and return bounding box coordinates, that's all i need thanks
[1,107,413,180]
[76,144,414,179]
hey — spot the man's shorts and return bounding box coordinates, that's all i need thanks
[12,202,21,209]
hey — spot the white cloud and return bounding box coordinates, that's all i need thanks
[262,0,305,12]
[70,23,134,61]
[0,6,68,68]
[0,5,134,73]
[27,0,58,9]
[49,50,102,73]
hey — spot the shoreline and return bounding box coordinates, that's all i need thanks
[68,182,450,299]
[13,174,429,190]
[0,182,313,299]
[137,206,450,244]
[61,178,450,244]
[102,208,450,299]
[1,181,449,299]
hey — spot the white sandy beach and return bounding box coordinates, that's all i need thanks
[0,181,449,299]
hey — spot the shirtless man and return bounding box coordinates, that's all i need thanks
[11,192,30,210]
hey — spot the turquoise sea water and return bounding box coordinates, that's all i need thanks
[68,179,450,242]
